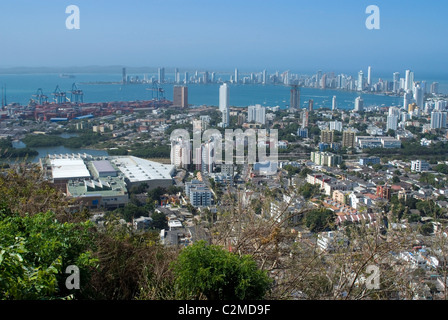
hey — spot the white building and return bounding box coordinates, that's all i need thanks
[171,137,191,169]
[357,70,364,91]
[430,111,447,129]
[247,104,266,124]
[414,84,424,109]
[219,83,230,127]
[411,160,430,173]
[354,96,364,112]
[386,115,398,131]
[329,120,342,132]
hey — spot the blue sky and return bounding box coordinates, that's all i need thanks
[0,0,447,77]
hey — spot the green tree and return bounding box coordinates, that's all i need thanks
[0,204,97,299]
[305,208,335,233]
[171,241,271,300]
[151,211,168,230]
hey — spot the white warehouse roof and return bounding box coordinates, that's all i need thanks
[110,156,175,183]
[51,158,91,180]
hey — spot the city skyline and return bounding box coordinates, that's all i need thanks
[0,1,447,77]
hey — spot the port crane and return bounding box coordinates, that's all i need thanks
[32,88,48,105]
[146,81,165,101]
[52,85,68,104]
[70,83,84,103]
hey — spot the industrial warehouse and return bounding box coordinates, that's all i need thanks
[39,154,176,209]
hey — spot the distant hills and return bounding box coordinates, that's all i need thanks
[0,66,159,74]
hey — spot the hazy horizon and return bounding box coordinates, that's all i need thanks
[0,0,447,77]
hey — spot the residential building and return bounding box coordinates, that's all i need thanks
[173,86,188,108]
[342,130,356,148]
[411,160,430,173]
[320,130,334,144]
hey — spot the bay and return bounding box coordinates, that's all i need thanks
[0,73,418,110]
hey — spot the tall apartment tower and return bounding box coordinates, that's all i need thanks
[122,67,127,84]
[431,82,439,95]
[302,110,309,128]
[219,83,230,128]
[234,68,239,84]
[320,130,335,144]
[308,99,314,112]
[173,86,188,108]
[367,66,372,86]
[290,86,300,111]
[332,96,337,111]
[342,130,356,148]
[357,70,364,91]
[403,90,413,110]
[405,70,414,91]
[354,96,364,112]
[158,67,165,83]
[393,72,400,93]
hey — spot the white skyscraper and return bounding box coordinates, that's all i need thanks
[248,104,266,124]
[386,115,398,131]
[431,111,447,129]
[405,70,415,92]
[357,70,364,91]
[219,83,230,127]
[367,66,372,86]
[354,96,364,112]
[329,120,342,132]
[389,106,400,116]
[171,138,191,169]
[262,69,267,85]
[234,68,239,84]
[332,96,337,111]
[414,84,424,109]
[393,72,400,93]
[403,90,413,110]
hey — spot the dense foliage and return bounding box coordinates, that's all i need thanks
[171,241,272,300]
[0,137,38,159]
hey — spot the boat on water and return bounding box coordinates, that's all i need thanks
[59,74,76,79]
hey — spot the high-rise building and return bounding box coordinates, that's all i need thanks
[302,110,309,128]
[158,67,165,83]
[122,67,127,84]
[201,138,216,173]
[320,74,327,89]
[367,66,372,86]
[234,68,239,84]
[171,137,191,169]
[393,72,400,93]
[342,130,356,149]
[354,96,364,112]
[403,90,413,110]
[405,70,414,91]
[357,70,364,91]
[247,104,266,124]
[332,96,337,111]
[290,86,300,111]
[203,71,209,84]
[308,99,314,112]
[414,84,424,109]
[329,120,342,132]
[262,69,267,84]
[320,130,335,144]
[219,83,230,127]
[184,72,189,84]
[173,86,188,108]
[386,115,398,131]
[431,82,439,95]
[430,111,447,129]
